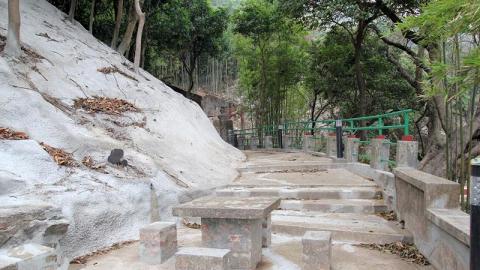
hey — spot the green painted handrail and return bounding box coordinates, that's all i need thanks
[232,109,412,138]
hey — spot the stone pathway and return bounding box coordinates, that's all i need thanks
[69,151,434,270]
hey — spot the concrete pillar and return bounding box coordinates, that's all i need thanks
[345,136,360,162]
[201,218,262,270]
[326,135,337,157]
[303,135,314,152]
[282,135,291,150]
[139,222,177,264]
[237,136,245,150]
[302,231,332,270]
[250,136,258,150]
[262,215,271,248]
[263,136,272,149]
[175,247,231,270]
[396,138,418,168]
[370,137,390,171]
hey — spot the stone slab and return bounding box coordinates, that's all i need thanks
[426,208,470,246]
[173,197,280,219]
[0,244,56,270]
[175,247,231,270]
[302,231,331,270]
[139,222,177,264]
[272,210,409,244]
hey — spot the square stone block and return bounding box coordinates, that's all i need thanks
[302,231,332,270]
[175,247,231,270]
[139,222,177,264]
[0,243,57,270]
[201,218,262,270]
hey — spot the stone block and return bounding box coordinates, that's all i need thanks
[139,222,177,264]
[250,137,258,150]
[201,218,262,270]
[263,136,273,149]
[344,137,360,162]
[175,247,231,270]
[0,243,57,270]
[302,231,331,270]
[396,140,418,168]
[237,136,245,150]
[326,136,336,157]
[370,138,390,171]
[303,135,314,152]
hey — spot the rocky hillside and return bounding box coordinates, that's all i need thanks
[0,0,244,268]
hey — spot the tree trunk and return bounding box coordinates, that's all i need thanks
[5,0,21,57]
[68,0,78,23]
[133,0,145,73]
[111,0,124,48]
[353,20,368,138]
[88,0,96,33]
[117,3,138,56]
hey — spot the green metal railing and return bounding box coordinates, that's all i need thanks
[229,109,413,169]
[232,109,412,138]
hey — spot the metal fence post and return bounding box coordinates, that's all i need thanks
[471,159,480,270]
[277,125,283,149]
[335,119,343,159]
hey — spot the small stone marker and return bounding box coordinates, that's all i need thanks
[302,231,332,270]
[139,222,177,264]
[175,247,231,270]
[0,243,57,270]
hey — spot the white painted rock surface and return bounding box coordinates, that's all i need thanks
[0,0,244,266]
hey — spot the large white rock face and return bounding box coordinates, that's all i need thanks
[0,0,244,265]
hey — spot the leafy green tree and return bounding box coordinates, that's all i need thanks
[233,0,308,129]
[148,0,229,93]
[279,0,380,128]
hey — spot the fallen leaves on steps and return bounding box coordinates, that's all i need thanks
[376,211,397,221]
[0,127,30,140]
[357,241,430,265]
[74,96,140,115]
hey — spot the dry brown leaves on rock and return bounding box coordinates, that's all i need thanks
[358,242,430,265]
[377,211,397,221]
[40,142,77,167]
[74,96,139,115]
[70,240,136,264]
[97,65,138,81]
[82,156,106,171]
[0,127,29,140]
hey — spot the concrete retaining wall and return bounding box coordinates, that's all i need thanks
[394,168,470,270]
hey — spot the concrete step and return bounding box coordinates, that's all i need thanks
[215,186,382,200]
[271,210,410,244]
[279,199,387,214]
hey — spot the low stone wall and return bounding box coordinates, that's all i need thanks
[394,168,470,270]
[346,163,396,211]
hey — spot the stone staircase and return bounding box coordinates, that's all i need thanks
[216,164,411,245]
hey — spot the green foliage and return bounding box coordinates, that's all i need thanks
[308,28,417,118]
[233,0,309,127]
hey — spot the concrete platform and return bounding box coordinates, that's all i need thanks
[231,169,377,187]
[68,231,432,270]
[271,210,410,244]
[215,186,382,200]
[279,199,387,214]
